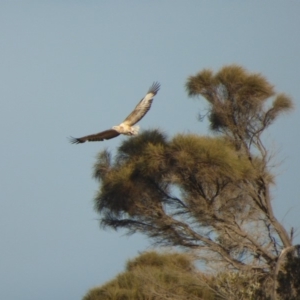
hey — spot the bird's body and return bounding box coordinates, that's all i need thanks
[69,82,160,144]
[112,124,139,135]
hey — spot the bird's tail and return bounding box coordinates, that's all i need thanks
[131,125,140,135]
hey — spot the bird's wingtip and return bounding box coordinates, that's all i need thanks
[68,136,82,144]
[149,81,160,94]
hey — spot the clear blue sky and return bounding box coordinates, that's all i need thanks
[1,2,299,299]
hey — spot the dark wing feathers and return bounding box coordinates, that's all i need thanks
[70,82,160,144]
[69,129,120,144]
[147,81,160,96]
[123,81,160,126]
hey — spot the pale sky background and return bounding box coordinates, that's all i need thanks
[1,2,299,300]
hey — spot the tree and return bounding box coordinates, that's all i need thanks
[83,251,215,300]
[92,65,297,299]
[276,245,300,300]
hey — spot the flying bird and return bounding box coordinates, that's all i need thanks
[69,82,160,144]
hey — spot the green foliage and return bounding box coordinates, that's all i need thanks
[272,93,293,112]
[116,129,168,162]
[83,251,215,300]
[186,65,293,142]
[186,69,216,96]
[125,250,190,271]
[93,130,169,217]
[187,65,274,103]
[169,134,255,182]
[94,150,112,181]
[93,130,259,228]
[90,65,295,300]
[211,271,262,300]
[215,65,274,103]
[264,93,294,126]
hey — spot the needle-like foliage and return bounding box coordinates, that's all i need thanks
[92,65,297,299]
[83,251,215,300]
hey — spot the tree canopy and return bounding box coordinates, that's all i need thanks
[83,251,215,300]
[90,65,297,299]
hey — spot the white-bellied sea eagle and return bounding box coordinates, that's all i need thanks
[69,82,160,144]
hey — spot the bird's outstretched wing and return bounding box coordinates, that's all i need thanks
[122,82,160,126]
[69,129,120,144]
